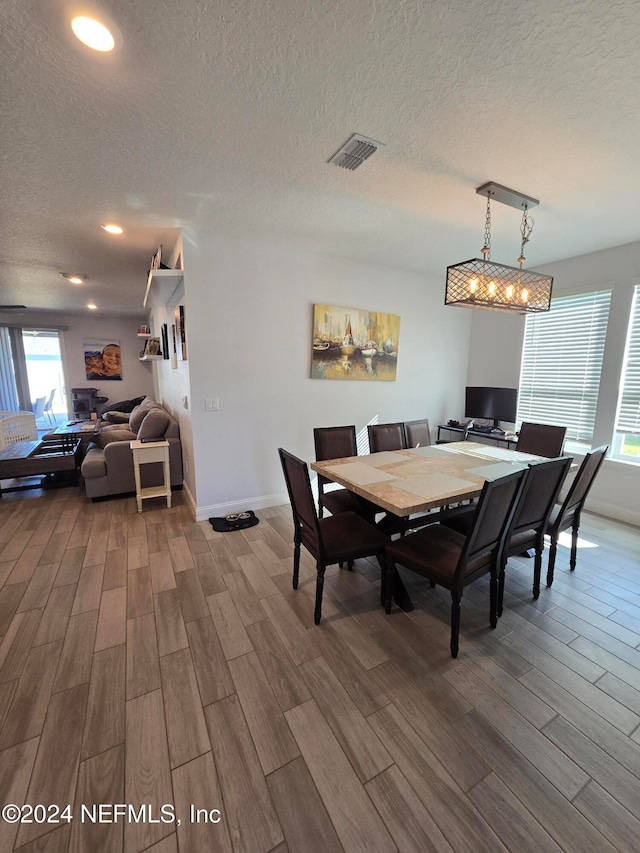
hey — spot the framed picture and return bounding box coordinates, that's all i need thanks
[175,304,187,360]
[170,324,178,369]
[311,304,401,381]
[150,245,162,271]
[161,323,169,359]
[83,338,122,381]
[145,337,161,356]
[138,324,149,335]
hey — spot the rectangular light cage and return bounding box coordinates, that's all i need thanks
[445,258,553,313]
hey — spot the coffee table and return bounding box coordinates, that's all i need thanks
[50,420,99,449]
[0,439,82,495]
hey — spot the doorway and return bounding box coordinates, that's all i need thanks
[21,330,67,428]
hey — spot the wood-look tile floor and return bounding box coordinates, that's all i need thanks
[1,486,640,852]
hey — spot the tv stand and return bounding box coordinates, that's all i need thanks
[437,424,519,447]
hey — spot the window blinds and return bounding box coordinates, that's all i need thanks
[616,285,640,433]
[517,289,612,442]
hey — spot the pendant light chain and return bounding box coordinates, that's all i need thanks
[518,204,534,267]
[481,194,492,260]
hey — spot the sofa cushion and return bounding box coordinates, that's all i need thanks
[100,423,131,432]
[104,410,131,424]
[129,405,150,433]
[82,447,107,478]
[93,428,137,448]
[137,408,170,441]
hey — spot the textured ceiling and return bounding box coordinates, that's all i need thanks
[2,0,640,317]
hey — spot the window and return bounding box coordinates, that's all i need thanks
[614,284,640,461]
[517,289,612,447]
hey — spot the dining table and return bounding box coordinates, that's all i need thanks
[311,441,544,610]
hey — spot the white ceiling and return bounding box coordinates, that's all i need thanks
[2,0,640,317]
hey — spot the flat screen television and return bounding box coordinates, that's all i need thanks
[465,386,518,426]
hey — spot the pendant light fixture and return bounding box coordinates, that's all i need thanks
[445,182,553,313]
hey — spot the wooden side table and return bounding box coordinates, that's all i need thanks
[130,439,171,513]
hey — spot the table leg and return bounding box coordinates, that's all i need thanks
[374,555,414,612]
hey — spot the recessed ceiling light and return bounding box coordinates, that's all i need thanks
[71,15,115,51]
[60,273,87,285]
[101,223,123,234]
[87,303,97,310]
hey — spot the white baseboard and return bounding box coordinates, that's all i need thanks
[194,491,289,522]
[586,498,640,528]
[181,481,197,519]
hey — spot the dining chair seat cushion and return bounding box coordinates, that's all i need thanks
[387,524,484,585]
[507,528,538,550]
[319,512,390,563]
[320,488,367,517]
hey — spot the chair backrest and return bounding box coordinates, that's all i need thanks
[555,445,608,530]
[517,422,566,457]
[456,468,528,585]
[510,457,572,538]
[32,396,46,420]
[313,425,358,493]
[279,448,322,558]
[45,389,56,409]
[368,422,406,453]
[404,419,431,448]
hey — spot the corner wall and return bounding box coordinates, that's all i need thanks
[180,229,474,519]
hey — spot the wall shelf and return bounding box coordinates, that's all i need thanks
[137,333,152,338]
[139,354,163,362]
[143,269,184,308]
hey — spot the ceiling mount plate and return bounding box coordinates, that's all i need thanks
[476,181,540,210]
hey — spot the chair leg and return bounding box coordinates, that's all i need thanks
[347,560,354,571]
[292,539,301,590]
[497,558,506,618]
[570,519,579,571]
[490,572,498,629]
[547,537,557,588]
[533,547,543,600]
[314,562,325,625]
[450,593,461,658]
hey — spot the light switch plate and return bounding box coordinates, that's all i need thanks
[205,397,219,411]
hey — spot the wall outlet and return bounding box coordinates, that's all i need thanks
[205,397,219,411]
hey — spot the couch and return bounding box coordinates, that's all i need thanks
[81,398,182,499]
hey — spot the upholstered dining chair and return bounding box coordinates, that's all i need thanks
[546,445,608,588]
[368,422,406,453]
[313,425,380,523]
[517,422,566,457]
[404,419,431,448]
[384,467,528,657]
[279,448,390,624]
[442,457,572,610]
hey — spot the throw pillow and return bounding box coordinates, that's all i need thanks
[129,405,149,433]
[93,429,137,448]
[104,411,131,424]
[137,408,170,441]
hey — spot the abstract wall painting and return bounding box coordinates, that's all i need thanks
[311,304,401,381]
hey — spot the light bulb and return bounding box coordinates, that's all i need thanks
[521,288,529,303]
[488,281,496,296]
[87,303,97,310]
[506,285,514,299]
[71,16,115,51]
[468,278,478,293]
[68,276,84,285]
[101,224,123,234]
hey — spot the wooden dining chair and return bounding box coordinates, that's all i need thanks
[404,419,431,448]
[441,457,572,608]
[313,426,380,523]
[517,422,566,457]
[384,467,528,657]
[368,422,406,453]
[279,448,390,624]
[546,445,608,588]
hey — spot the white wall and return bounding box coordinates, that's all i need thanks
[179,228,473,519]
[468,240,640,526]
[0,310,155,415]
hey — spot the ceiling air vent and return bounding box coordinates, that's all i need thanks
[329,133,384,170]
